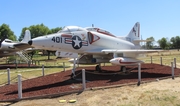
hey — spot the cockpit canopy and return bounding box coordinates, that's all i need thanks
[85,27,115,37]
[4,39,13,43]
[57,26,87,33]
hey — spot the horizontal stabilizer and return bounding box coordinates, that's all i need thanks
[133,39,152,43]
[13,43,32,49]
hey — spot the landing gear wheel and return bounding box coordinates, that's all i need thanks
[95,65,102,72]
[70,73,74,79]
[120,66,126,73]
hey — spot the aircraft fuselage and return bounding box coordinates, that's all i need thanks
[29,27,135,54]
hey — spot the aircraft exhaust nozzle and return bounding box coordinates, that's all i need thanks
[28,40,32,45]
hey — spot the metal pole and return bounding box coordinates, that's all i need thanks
[160,57,162,65]
[63,62,65,71]
[42,65,45,76]
[28,61,30,67]
[18,74,22,99]
[171,62,175,80]
[137,63,141,86]
[151,56,152,64]
[174,58,176,68]
[77,58,79,67]
[7,68,10,85]
[82,69,86,90]
[15,60,17,69]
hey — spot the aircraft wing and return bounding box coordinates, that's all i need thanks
[101,49,162,53]
[84,49,161,54]
[84,48,105,54]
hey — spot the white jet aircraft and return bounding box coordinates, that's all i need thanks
[28,22,159,76]
[0,30,32,57]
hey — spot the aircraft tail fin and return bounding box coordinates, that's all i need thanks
[21,30,31,43]
[126,22,140,43]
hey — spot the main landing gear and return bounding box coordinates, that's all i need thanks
[95,64,102,72]
[71,58,77,79]
[120,66,126,72]
[120,66,131,74]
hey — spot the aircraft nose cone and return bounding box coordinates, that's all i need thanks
[28,40,32,45]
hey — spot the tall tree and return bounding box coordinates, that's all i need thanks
[158,37,169,49]
[146,37,155,49]
[0,24,17,41]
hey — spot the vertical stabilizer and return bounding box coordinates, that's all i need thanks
[126,22,140,42]
[21,30,31,43]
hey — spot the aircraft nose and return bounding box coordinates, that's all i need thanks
[28,40,32,45]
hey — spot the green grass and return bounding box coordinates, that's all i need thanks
[138,50,180,67]
[0,55,73,85]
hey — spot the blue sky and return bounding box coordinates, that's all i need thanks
[0,0,180,44]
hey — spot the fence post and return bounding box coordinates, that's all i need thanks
[137,63,141,86]
[18,74,22,99]
[151,56,152,64]
[15,60,17,69]
[171,62,175,80]
[82,69,86,90]
[42,65,45,76]
[160,57,162,65]
[28,61,30,67]
[174,58,176,68]
[7,68,10,85]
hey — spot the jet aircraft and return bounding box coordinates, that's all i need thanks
[0,30,32,57]
[28,22,159,76]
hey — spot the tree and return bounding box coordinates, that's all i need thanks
[170,36,180,51]
[18,23,50,41]
[48,27,62,34]
[175,36,180,51]
[158,37,169,49]
[0,24,17,41]
[146,37,155,49]
[170,37,176,48]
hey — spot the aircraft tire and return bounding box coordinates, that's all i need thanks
[95,65,102,72]
[120,66,126,72]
